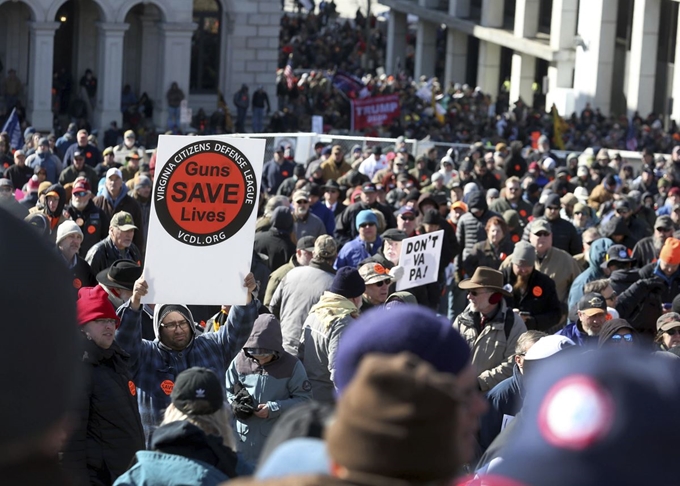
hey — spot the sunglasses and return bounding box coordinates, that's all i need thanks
[400,216,415,221]
[296,200,309,204]
[610,334,633,343]
[665,328,680,336]
[574,211,585,216]
[657,227,673,232]
[373,280,388,287]
[73,191,88,197]
[468,290,490,297]
[359,222,376,228]
[534,231,551,237]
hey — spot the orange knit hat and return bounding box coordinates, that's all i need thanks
[660,237,680,265]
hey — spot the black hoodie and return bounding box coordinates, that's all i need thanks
[597,318,636,348]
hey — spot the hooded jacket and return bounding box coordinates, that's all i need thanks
[568,238,613,310]
[93,184,145,253]
[28,183,68,238]
[456,192,501,277]
[61,335,145,486]
[227,314,312,464]
[115,300,258,445]
[597,318,636,348]
[601,216,638,250]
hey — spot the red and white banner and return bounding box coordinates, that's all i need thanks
[351,95,400,131]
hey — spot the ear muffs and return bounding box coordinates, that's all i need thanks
[488,292,503,305]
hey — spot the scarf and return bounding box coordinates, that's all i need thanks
[309,291,359,330]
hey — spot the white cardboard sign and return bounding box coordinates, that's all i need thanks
[143,135,264,305]
[395,230,444,291]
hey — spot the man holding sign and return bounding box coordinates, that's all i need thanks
[116,274,258,444]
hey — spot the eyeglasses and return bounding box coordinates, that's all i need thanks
[610,334,634,343]
[400,216,415,221]
[93,318,118,327]
[73,191,88,197]
[665,328,680,336]
[296,200,309,204]
[468,290,490,297]
[603,291,617,301]
[245,347,274,357]
[160,319,190,331]
[534,231,551,237]
[359,222,376,228]
[574,211,585,216]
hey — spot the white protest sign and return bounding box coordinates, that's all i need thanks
[311,115,323,134]
[143,135,264,305]
[395,230,444,291]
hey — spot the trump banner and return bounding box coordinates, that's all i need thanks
[351,94,400,131]
[143,135,265,305]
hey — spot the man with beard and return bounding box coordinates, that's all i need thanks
[490,177,533,228]
[454,267,527,391]
[633,215,674,267]
[291,189,325,239]
[86,211,143,275]
[557,292,608,346]
[55,220,95,289]
[501,242,561,332]
[66,179,109,257]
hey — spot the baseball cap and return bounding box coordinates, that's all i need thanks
[656,312,680,332]
[531,219,552,235]
[103,147,114,156]
[0,179,12,189]
[124,130,136,139]
[655,215,673,230]
[171,367,224,416]
[578,292,607,316]
[359,262,393,285]
[110,211,137,231]
[362,183,377,193]
[397,205,417,218]
[296,235,316,252]
[106,168,123,180]
[382,228,407,241]
[292,190,310,203]
[73,179,91,192]
[601,244,633,269]
[313,235,337,259]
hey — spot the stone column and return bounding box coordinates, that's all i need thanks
[156,22,197,128]
[27,22,59,131]
[414,20,437,78]
[386,10,407,74]
[445,30,468,86]
[477,0,503,97]
[626,0,661,116]
[449,0,471,17]
[572,0,618,115]
[671,7,680,122]
[514,0,540,38]
[510,53,535,106]
[94,23,129,129]
[139,15,161,102]
[546,0,577,113]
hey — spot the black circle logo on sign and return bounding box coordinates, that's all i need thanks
[154,140,258,246]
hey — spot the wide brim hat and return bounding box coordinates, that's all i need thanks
[96,259,143,291]
[458,266,511,296]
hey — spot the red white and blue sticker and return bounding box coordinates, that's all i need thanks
[538,375,614,450]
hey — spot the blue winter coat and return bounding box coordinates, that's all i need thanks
[568,238,613,310]
[311,200,336,235]
[556,320,597,347]
[334,235,383,269]
[478,364,525,454]
[226,314,312,465]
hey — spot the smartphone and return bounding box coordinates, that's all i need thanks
[519,311,531,316]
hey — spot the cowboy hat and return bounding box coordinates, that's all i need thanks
[458,267,511,296]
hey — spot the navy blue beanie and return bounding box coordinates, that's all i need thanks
[334,305,471,395]
[329,267,366,299]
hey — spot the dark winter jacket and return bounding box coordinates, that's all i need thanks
[85,237,143,276]
[600,216,638,251]
[632,235,661,268]
[334,201,397,246]
[478,364,525,454]
[597,318,638,348]
[522,216,582,256]
[501,267,562,332]
[61,336,145,486]
[66,201,110,257]
[639,262,680,309]
[254,229,297,272]
[464,238,515,275]
[456,192,501,278]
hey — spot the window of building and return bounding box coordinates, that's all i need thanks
[191,0,221,94]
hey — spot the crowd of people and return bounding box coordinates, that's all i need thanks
[3,120,680,485]
[273,9,680,156]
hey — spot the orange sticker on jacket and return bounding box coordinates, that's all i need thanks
[73,278,82,289]
[160,380,174,395]
[519,210,527,217]
[512,234,520,243]
[533,286,543,297]
[129,381,136,396]
[87,225,96,234]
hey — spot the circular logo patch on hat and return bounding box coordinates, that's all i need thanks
[154,141,257,247]
[160,379,174,396]
[538,375,614,450]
